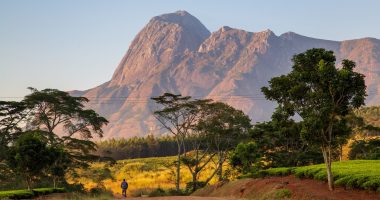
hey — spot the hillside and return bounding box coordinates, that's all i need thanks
[73,10,380,138]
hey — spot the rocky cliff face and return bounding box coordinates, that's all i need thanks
[73,11,380,138]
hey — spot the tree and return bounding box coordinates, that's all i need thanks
[24,87,108,140]
[251,108,323,168]
[7,131,53,190]
[0,101,28,163]
[23,88,108,169]
[230,142,261,173]
[151,93,208,191]
[197,102,251,181]
[262,48,366,190]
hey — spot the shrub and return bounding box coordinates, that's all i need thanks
[148,188,166,197]
[0,190,35,199]
[275,189,292,199]
[0,187,65,199]
[349,139,380,160]
[185,181,207,192]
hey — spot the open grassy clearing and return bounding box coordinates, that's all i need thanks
[259,160,380,191]
[67,156,236,197]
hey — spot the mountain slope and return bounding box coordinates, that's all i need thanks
[74,11,380,138]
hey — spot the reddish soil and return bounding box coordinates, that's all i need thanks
[193,175,380,200]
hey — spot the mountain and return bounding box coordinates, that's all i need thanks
[72,11,380,138]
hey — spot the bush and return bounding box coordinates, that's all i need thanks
[349,139,380,160]
[259,160,380,191]
[0,187,65,199]
[275,189,292,199]
[148,188,166,197]
[259,167,293,177]
[0,190,35,199]
[185,181,207,192]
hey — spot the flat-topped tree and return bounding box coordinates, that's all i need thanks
[262,48,366,191]
[151,93,210,191]
[24,87,108,140]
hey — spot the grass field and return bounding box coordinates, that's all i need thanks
[0,188,65,199]
[67,156,235,196]
[260,160,380,191]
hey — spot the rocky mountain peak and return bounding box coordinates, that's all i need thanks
[109,11,210,87]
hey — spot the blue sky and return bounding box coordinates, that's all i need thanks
[1,0,380,98]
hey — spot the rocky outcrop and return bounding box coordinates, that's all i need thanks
[74,11,380,138]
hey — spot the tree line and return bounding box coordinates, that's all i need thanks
[95,135,183,160]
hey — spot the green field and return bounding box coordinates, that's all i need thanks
[260,160,380,191]
[0,188,65,199]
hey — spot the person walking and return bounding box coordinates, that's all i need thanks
[121,179,128,197]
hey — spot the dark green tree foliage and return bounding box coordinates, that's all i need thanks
[196,102,251,181]
[24,87,108,139]
[262,48,366,190]
[96,135,180,160]
[7,131,53,190]
[230,142,261,173]
[349,139,380,160]
[250,108,323,168]
[0,88,109,189]
[0,101,28,162]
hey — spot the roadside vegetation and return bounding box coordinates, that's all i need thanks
[259,160,380,191]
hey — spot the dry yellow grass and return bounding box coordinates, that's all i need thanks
[67,156,235,196]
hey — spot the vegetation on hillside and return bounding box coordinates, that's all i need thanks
[260,160,380,191]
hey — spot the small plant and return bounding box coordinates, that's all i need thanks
[275,189,292,199]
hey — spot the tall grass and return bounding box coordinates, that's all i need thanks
[67,156,235,196]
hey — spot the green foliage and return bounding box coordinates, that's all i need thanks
[275,189,292,199]
[0,188,65,199]
[349,139,380,160]
[148,188,167,197]
[250,109,323,168]
[261,48,367,190]
[24,87,108,139]
[354,106,380,137]
[6,131,55,189]
[96,135,179,160]
[259,167,294,177]
[0,189,35,199]
[230,142,261,173]
[185,181,206,192]
[260,160,380,191]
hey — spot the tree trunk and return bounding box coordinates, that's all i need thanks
[26,176,32,191]
[192,172,197,192]
[176,140,181,191]
[322,146,334,191]
[217,152,223,181]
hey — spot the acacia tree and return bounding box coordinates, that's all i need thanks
[151,93,208,191]
[23,88,108,166]
[197,102,251,182]
[262,48,366,190]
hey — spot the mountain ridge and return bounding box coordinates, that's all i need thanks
[72,11,380,138]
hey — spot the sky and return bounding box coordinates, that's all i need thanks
[1,0,380,99]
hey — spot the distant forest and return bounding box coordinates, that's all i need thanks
[96,106,380,161]
[95,135,182,160]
